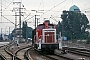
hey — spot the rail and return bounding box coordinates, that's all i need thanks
[0,53,6,60]
[24,49,30,60]
[15,46,31,60]
[68,47,90,57]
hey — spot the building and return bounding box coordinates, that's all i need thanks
[69,5,81,12]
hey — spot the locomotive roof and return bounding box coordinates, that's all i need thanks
[38,23,55,26]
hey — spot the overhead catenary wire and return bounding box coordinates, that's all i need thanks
[38,1,42,11]
[77,1,90,12]
[58,0,71,12]
[50,15,59,22]
[41,0,44,11]
[0,0,15,28]
[23,13,31,21]
[80,1,90,9]
[38,0,44,11]
[2,15,15,25]
[4,0,13,3]
[39,0,67,20]
[1,0,14,12]
[20,4,32,21]
[1,0,90,28]
[25,15,35,21]
[42,0,66,15]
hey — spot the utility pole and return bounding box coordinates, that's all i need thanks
[1,0,2,22]
[13,2,22,29]
[1,0,2,40]
[7,27,10,40]
[9,27,10,35]
[1,28,2,40]
[25,21,27,42]
[19,2,22,43]
[13,2,24,43]
[35,15,36,28]
[37,18,39,27]
[15,12,17,29]
[35,15,40,28]
[19,2,21,33]
[31,10,44,28]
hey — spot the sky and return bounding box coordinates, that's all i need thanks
[0,0,90,34]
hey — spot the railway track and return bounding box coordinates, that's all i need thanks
[68,47,90,57]
[28,48,54,60]
[28,48,73,60]
[15,46,31,60]
[28,47,81,60]
[0,45,12,60]
[9,43,32,60]
[44,50,73,60]
[0,44,22,60]
[24,48,34,60]
[62,47,90,60]
[40,53,73,60]
[1,43,90,60]
[0,42,32,60]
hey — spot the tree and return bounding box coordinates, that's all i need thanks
[22,21,27,39]
[22,21,33,39]
[56,21,62,34]
[58,10,89,40]
[56,21,62,39]
[27,27,33,38]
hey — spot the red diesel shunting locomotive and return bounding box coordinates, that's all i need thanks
[32,20,63,52]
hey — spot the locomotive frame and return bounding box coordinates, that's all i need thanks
[32,20,63,52]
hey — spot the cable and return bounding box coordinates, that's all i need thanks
[0,0,14,12]
[2,0,14,12]
[41,0,44,11]
[43,0,66,14]
[58,0,71,12]
[83,8,90,11]
[20,4,32,22]
[50,15,58,22]
[80,1,90,8]
[38,0,44,11]
[72,0,73,6]
[38,1,42,10]
[2,15,15,25]
[23,13,31,21]
[26,15,35,21]
[79,1,90,12]
[5,0,13,3]
[40,0,66,19]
